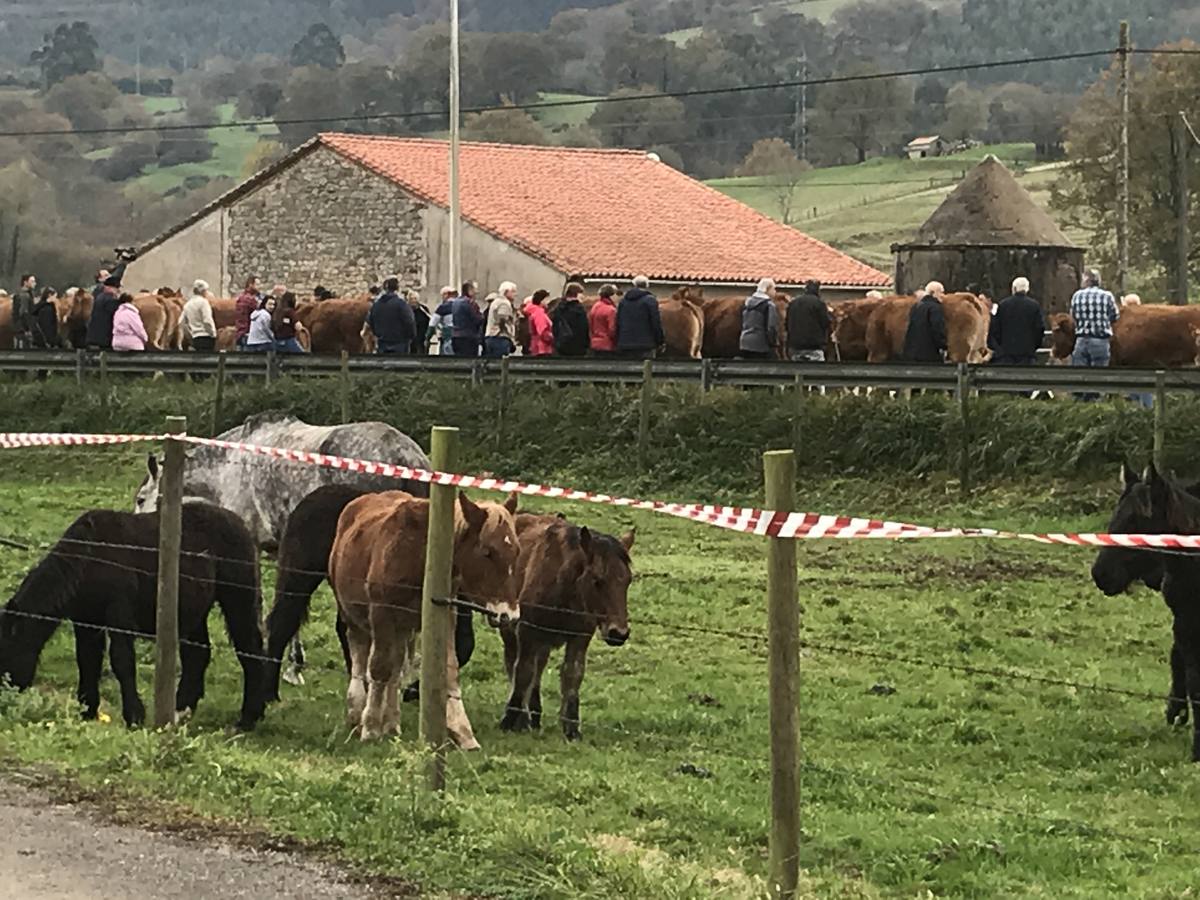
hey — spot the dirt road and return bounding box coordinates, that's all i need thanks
[0,779,392,899]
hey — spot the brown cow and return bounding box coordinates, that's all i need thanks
[1051,305,1200,368]
[298,297,372,354]
[155,288,185,350]
[660,289,704,359]
[830,296,888,362]
[0,296,12,349]
[865,294,991,364]
[131,294,170,350]
[500,514,634,741]
[329,490,521,748]
[700,293,789,359]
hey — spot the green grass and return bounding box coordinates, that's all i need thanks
[0,377,1198,897]
[707,144,1078,269]
[533,91,600,131]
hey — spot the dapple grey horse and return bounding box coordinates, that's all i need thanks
[134,411,432,685]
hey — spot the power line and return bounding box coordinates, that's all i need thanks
[0,49,1118,140]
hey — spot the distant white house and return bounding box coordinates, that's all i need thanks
[906,135,946,160]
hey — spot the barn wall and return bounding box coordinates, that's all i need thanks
[227,147,427,298]
[124,208,225,294]
[422,207,564,308]
[895,246,1085,315]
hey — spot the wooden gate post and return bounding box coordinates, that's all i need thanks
[1154,370,1167,470]
[956,363,971,498]
[339,351,351,424]
[764,449,800,899]
[638,359,654,471]
[211,352,227,437]
[154,415,187,729]
[420,426,458,791]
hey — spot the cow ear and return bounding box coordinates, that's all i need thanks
[457,492,486,531]
[147,454,159,479]
[504,491,519,515]
[620,527,636,552]
[1121,461,1140,491]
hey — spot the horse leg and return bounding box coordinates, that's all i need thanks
[445,637,481,751]
[344,619,370,730]
[529,643,553,731]
[107,630,144,728]
[215,585,268,732]
[501,624,518,683]
[336,614,351,673]
[1178,617,1200,762]
[73,625,105,720]
[263,566,326,699]
[559,636,592,741]
[175,617,211,722]
[500,627,539,733]
[1168,640,1189,726]
[285,638,306,687]
[402,606,474,703]
[362,605,396,741]
[381,628,410,737]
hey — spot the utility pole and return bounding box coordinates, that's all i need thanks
[1116,21,1130,295]
[793,55,809,163]
[1172,112,1191,305]
[448,0,463,290]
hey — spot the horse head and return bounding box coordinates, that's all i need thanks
[1092,462,1176,596]
[576,525,635,647]
[134,454,162,513]
[454,492,521,626]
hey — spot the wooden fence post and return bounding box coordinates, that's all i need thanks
[75,349,85,386]
[764,449,800,899]
[956,363,971,498]
[792,374,805,460]
[496,355,511,450]
[638,359,654,471]
[1154,370,1166,470]
[154,415,186,729]
[98,350,109,392]
[211,352,227,437]
[420,426,458,792]
[339,351,350,424]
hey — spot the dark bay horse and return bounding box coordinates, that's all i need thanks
[500,514,634,741]
[1092,463,1200,762]
[329,491,521,748]
[0,503,267,731]
[262,484,477,702]
[134,412,431,685]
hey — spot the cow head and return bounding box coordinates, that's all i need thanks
[1048,313,1076,363]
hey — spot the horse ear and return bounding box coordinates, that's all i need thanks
[147,454,159,478]
[1121,462,1139,491]
[620,527,636,552]
[457,492,486,531]
[503,491,519,515]
[579,527,593,556]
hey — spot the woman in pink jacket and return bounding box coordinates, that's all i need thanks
[523,290,554,356]
[111,293,148,352]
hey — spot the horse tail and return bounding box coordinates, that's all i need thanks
[263,484,368,701]
[213,533,268,731]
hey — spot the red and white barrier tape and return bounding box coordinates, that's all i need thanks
[2,430,1199,550]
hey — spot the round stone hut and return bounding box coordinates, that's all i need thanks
[891,155,1084,314]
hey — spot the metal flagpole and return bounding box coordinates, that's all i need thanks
[449,0,463,290]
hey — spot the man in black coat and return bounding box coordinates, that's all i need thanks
[552,282,591,357]
[365,277,417,355]
[86,274,124,350]
[616,275,665,359]
[988,276,1047,365]
[786,279,832,362]
[903,282,948,364]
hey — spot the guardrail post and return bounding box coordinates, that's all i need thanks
[1154,370,1166,470]
[496,355,511,451]
[956,363,971,498]
[471,359,483,388]
[154,415,186,729]
[792,374,805,460]
[700,358,712,393]
[339,351,351,424]
[265,349,277,385]
[75,348,85,385]
[211,352,227,437]
[420,426,457,792]
[764,449,799,900]
[638,359,654,471]
[98,350,109,394]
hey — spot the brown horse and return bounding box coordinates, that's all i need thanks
[329,490,521,748]
[500,514,634,741]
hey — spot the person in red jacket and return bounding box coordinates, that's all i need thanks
[234,275,261,349]
[523,290,554,356]
[588,283,619,356]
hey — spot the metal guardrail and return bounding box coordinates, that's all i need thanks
[0,349,1191,395]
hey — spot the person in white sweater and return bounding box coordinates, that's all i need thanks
[182,279,218,352]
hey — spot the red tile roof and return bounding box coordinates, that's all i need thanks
[319,134,889,288]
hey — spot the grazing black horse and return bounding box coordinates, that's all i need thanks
[0,503,267,731]
[262,484,476,703]
[1092,463,1200,762]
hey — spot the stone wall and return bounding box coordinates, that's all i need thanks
[227,147,426,297]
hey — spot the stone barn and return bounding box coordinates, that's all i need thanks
[891,155,1084,314]
[125,133,889,305]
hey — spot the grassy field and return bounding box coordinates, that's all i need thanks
[0,381,1197,897]
[533,91,600,131]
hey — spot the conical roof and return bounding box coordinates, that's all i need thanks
[901,155,1079,249]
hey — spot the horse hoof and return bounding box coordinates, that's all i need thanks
[282,669,305,687]
[174,707,194,725]
[455,736,482,751]
[1166,701,1189,726]
[563,727,582,742]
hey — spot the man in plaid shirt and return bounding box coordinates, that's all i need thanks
[1069,269,1119,400]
